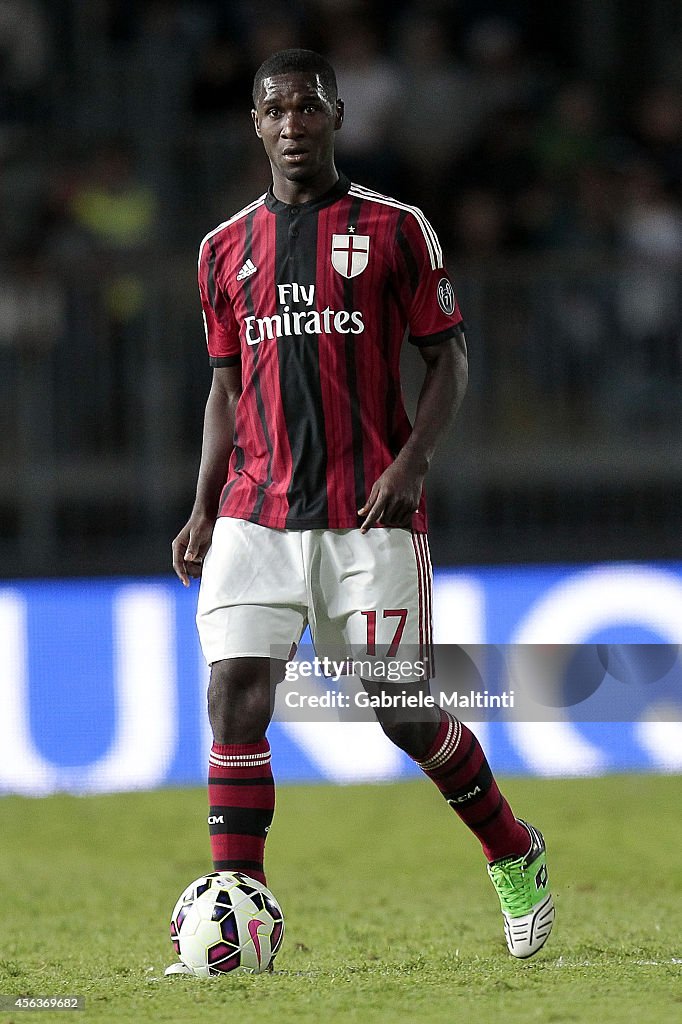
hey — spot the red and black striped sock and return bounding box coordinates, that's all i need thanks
[207,739,275,885]
[416,711,529,862]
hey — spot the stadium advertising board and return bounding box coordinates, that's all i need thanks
[1,563,681,795]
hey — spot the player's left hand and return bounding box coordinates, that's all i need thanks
[358,455,425,534]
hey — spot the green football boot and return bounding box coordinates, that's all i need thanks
[487,820,555,958]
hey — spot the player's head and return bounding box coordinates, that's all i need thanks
[252,49,338,107]
[252,49,343,189]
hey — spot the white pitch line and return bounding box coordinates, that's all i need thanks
[554,956,682,968]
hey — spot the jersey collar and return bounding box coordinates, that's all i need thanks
[265,172,351,214]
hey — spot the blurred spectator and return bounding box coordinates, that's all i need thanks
[658,32,682,90]
[466,16,547,123]
[617,157,682,262]
[543,164,619,253]
[190,34,252,121]
[67,141,158,259]
[54,140,159,452]
[185,33,255,218]
[616,157,682,323]
[66,141,158,312]
[509,179,562,251]
[0,247,65,354]
[326,16,401,190]
[0,0,50,122]
[0,247,66,457]
[224,0,303,62]
[534,81,605,185]
[0,130,45,249]
[458,104,538,196]
[240,4,301,64]
[449,188,509,259]
[394,12,478,209]
[628,85,682,199]
[137,0,215,51]
[613,158,682,430]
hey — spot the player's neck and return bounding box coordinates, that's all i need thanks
[271,166,339,206]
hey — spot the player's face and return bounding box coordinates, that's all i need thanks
[252,73,343,191]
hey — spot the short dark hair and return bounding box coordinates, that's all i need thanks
[252,48,338,106]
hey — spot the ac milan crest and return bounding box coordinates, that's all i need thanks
[331,233,370,278]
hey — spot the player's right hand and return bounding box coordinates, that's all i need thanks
[171,515,214,587]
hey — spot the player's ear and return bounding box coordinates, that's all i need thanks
[252,109,262,138]
[334,99,344,131]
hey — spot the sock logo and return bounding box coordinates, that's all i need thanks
[535,864,548,889]
[447,785,481,807]
[207,814,224,825]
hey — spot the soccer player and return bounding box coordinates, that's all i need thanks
[168,48,554,972]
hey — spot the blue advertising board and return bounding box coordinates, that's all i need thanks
[1,562,681,795]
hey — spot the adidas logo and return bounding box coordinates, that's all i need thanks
[237,259,257,281]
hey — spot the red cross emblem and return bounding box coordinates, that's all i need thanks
[331,233,370,278]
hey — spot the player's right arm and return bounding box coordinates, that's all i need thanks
[171,364,241,586]
[174,229,242,585]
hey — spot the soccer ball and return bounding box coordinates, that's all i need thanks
[169,871,284,977]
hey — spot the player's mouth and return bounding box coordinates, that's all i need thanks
[281,147,309,163]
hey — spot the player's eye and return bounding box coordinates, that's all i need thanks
[266,107,281,118]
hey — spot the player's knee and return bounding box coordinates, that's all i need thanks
[207,660,274,744]
[377,715,438,761]
[378,717,417,753]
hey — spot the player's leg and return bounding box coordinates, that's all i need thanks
[314,527,554,957]
[206,655,284,885]
[362,670,532,866]
[165,656,283,978]
[358,673,440,759]
[196,519,307,886]
[414,707,554,955]
[413,709,528,860]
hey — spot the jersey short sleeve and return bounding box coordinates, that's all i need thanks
[198,233,241,367]
[396,209,464,346]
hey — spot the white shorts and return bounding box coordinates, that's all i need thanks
[196,517,433,668]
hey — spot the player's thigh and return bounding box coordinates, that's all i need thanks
[311,528,432,656]
[197,518,308,663]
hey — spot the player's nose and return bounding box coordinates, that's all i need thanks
[280,112,306,137]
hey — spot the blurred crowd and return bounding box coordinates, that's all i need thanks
[0,0,675,569]
[1,1,681,571]
[2,1,679,398]
[2,0,681,266]
[1,0,679,266]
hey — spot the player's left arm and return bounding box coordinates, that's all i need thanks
[358,327,468,533]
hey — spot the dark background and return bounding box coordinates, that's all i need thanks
[1,0,681,576]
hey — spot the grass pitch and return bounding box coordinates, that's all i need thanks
[1,774,681,1024]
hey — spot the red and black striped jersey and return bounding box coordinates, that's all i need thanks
[198,173,463,532]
